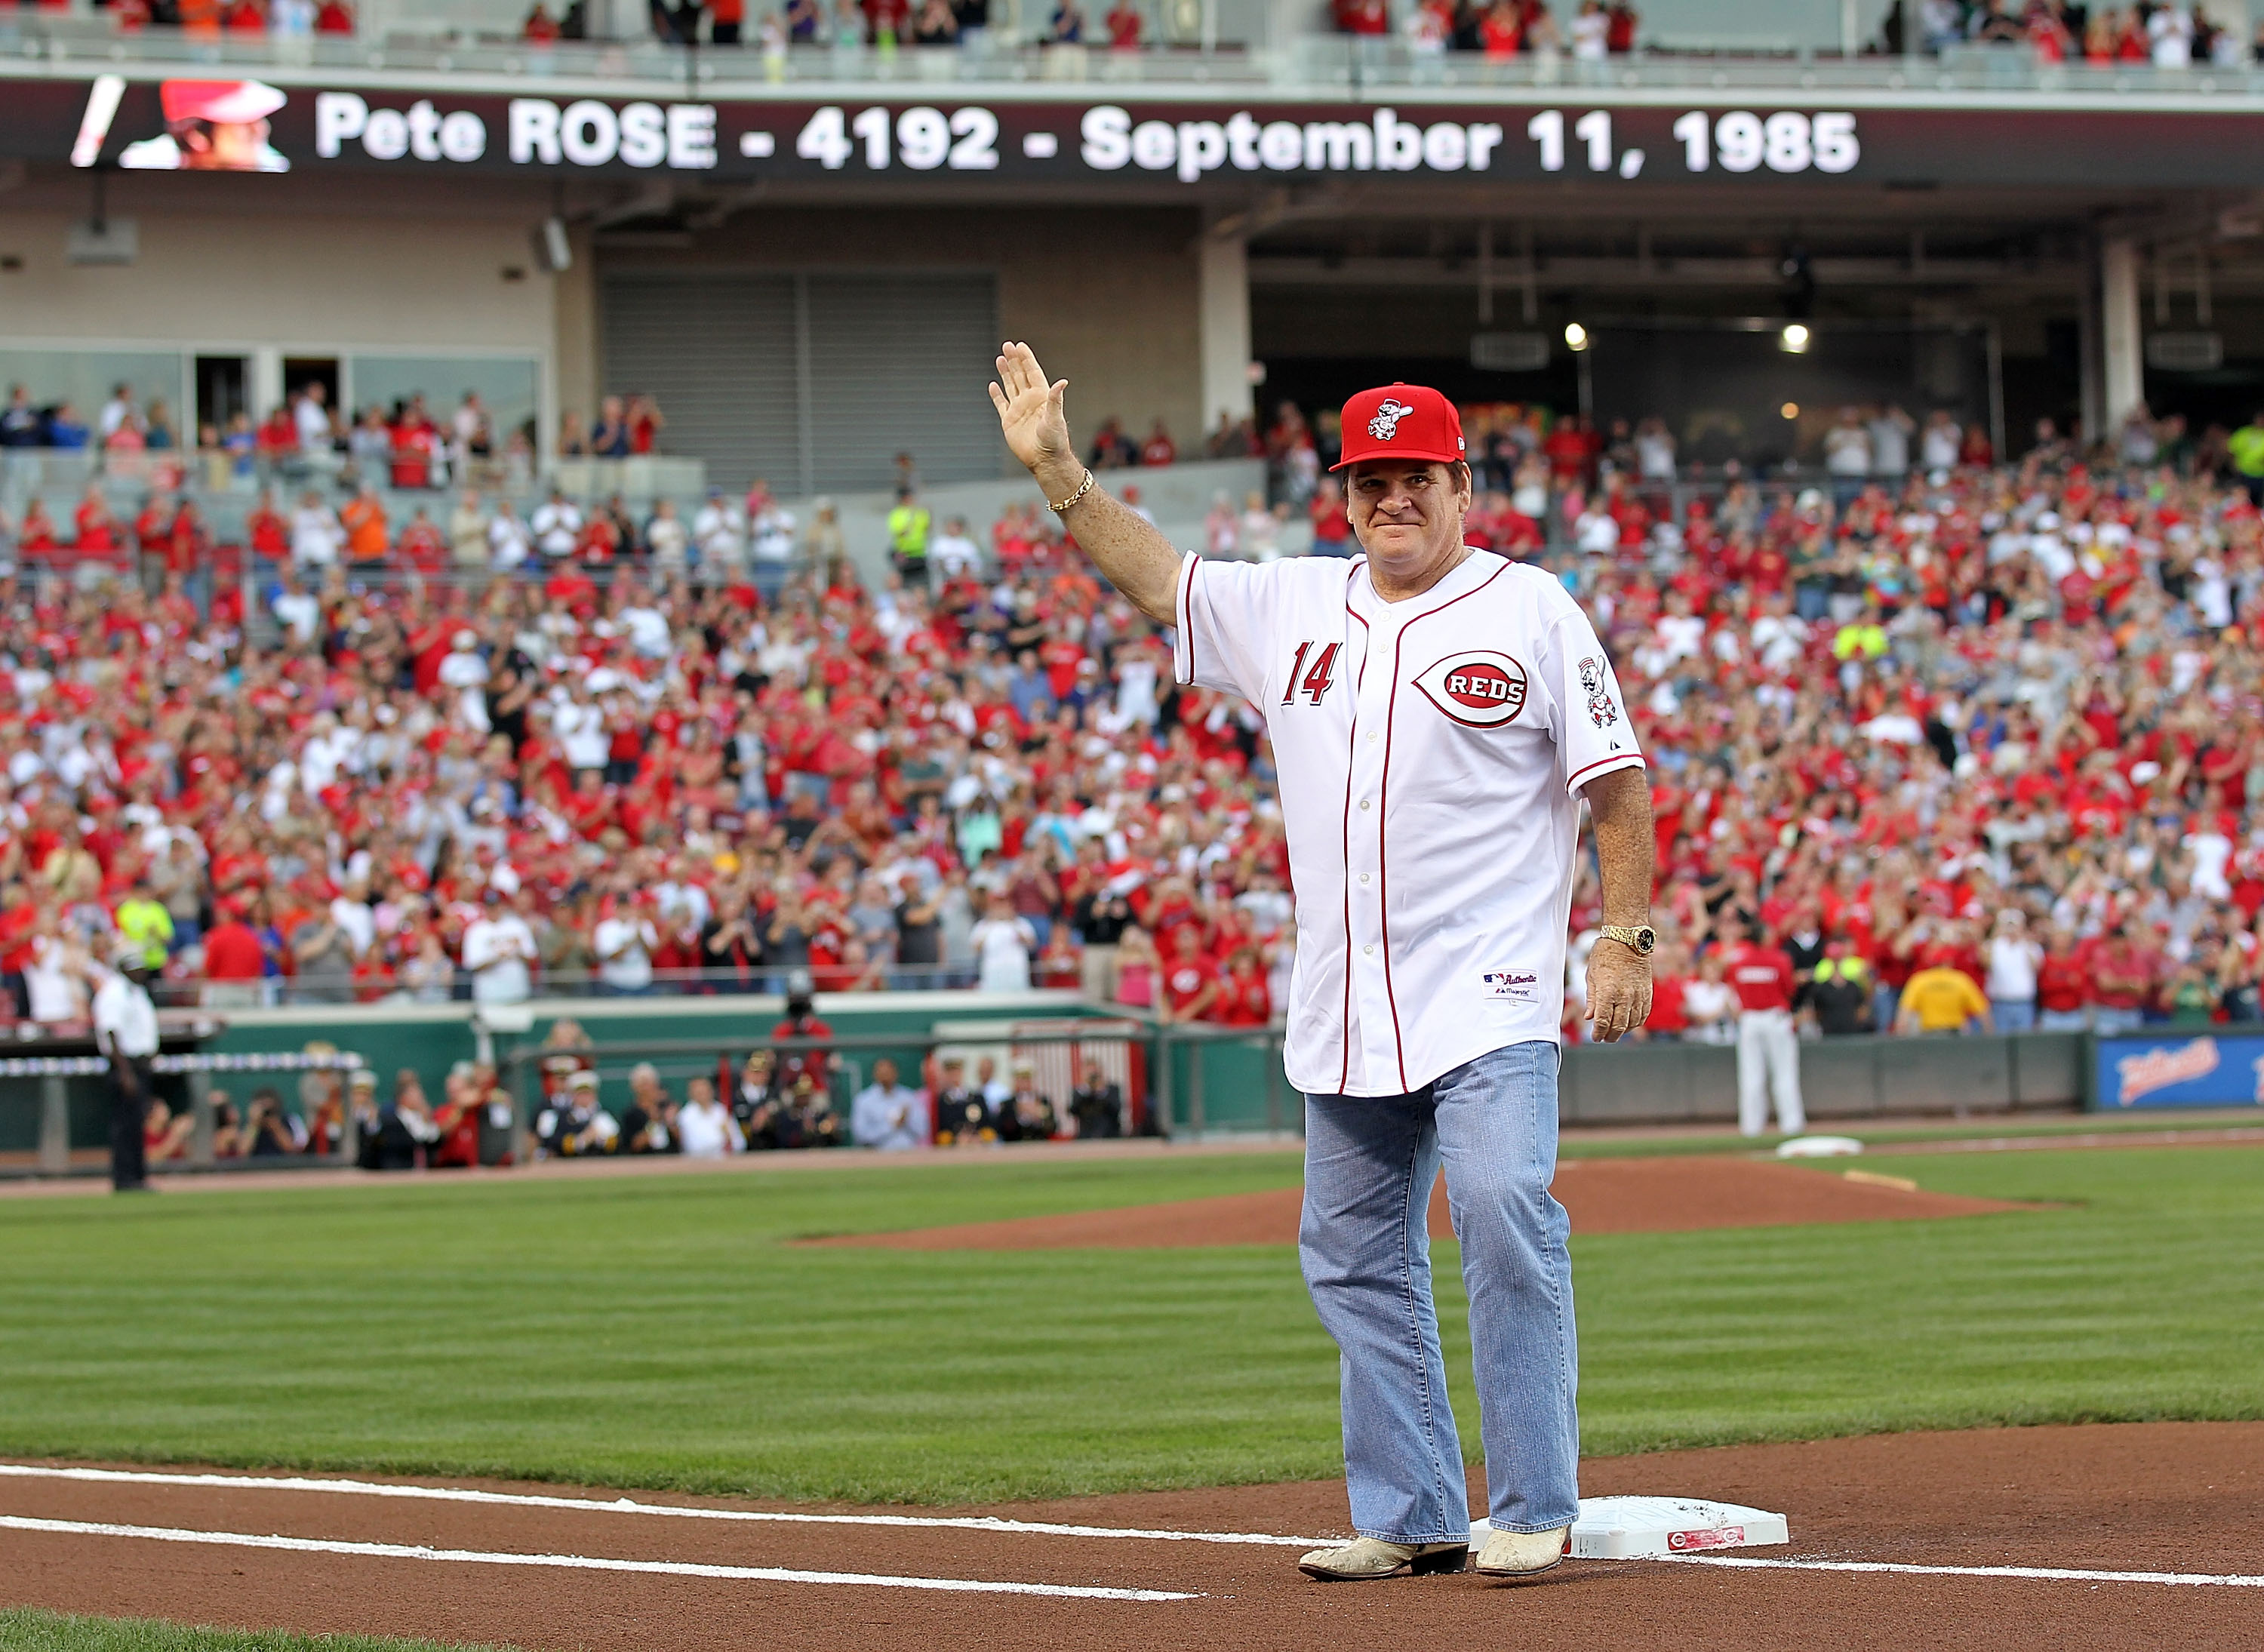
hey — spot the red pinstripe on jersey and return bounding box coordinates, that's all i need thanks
[1337,564,1370,1097]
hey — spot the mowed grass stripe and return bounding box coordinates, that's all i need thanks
[0,1607,511,1652]
[0,1146,2256,1503]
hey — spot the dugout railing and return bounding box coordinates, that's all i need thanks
[2,1015,2198,1178]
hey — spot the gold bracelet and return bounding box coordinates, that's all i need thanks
[1047,470,1096,513]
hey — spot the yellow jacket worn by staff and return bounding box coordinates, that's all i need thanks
[2229,420,2264,480]
[887,503,931,559]
[1899,965,1989,1032]
[114,897,174,970]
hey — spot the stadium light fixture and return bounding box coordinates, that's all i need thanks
[1564,321,1590,352]
[1780,323,1811,353]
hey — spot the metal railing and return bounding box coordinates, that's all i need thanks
[10,13,2264,101]
[165,963,1028,1011]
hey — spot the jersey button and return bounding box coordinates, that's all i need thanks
[1367,731,1378,743]
[1363,945,1375,955]
[1359,873,1371,884]
[1359,798,1370,810]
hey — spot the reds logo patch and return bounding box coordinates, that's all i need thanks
[1413,650,1529,728]
[1367,398,1417,441]
[1577,655,1620,728]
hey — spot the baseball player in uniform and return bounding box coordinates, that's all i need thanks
[1721,920,1806,1137]
[991,347,1656,1580]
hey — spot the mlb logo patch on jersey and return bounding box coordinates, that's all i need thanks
[1413,649,1529,728]
[1482,969,1540,1002]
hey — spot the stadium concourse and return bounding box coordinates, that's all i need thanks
[1,401,2262,1130]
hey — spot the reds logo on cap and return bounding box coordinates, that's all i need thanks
[1334,383,1466,471]
[1412,649,1528,728]
[1367,398,1417,441]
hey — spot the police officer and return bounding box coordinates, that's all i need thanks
[1804,937,1875,1037]
[91,943,161,1192]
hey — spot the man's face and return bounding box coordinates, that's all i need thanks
[1344,460,1470,568]
[872,1058,897,1087]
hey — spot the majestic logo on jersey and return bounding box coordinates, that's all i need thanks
[1367,398,1417,441]
[1577,655,1620,728]
[1413,649,1528,728]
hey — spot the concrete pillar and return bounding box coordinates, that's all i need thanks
[1197,229,1253,435]
[249,348,285,421]
[188,1070,214,1168]
[2100,236,2145,434]
[37,1075,69,1175]
[551,220,599,466]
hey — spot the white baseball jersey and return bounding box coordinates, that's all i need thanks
[1174,547,1643,1097]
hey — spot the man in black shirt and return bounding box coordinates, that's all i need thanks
[618,1062,678,1154]
[1780,900,1826,981]
[734,1049,780,1146]
[0,385,43,448]
[931,1056,992,1146]
[1805,940,1874,1037]
[894,875,943,986]
[995,1063,1057,1142]
[1069,1059,1124,1139]
[1072,885,1132,1001]
[771,1075,843,1149]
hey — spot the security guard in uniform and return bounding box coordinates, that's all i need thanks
[91,943,161,1192]
[1804,939,1874,1037]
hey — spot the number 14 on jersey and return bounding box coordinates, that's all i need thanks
[1284,641,1340,706]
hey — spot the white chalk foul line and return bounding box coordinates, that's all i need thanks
[0,1514,1199,1602]
[1654,1553,2264,1589]
[0,1464,1322,1547]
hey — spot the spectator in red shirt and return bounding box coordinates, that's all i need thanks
[1644,939,1690,1041]
[1217,946,1272,1026]
[199,901,270,1009]
[1158,924,1221,1023]
[2086,930,2157,1036]
[1140,420,1177,466]
[2035,926,2090,1032]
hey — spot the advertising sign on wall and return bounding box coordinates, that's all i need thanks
[2092,1033,2264,1110]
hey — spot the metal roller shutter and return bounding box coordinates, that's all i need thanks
[600,273,801,495]
[600,270,1001,496]
[803,274,1001,494]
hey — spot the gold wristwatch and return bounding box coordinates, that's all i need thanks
[1599,924,1656,957]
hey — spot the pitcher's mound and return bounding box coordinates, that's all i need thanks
[808,1155,2030,1251]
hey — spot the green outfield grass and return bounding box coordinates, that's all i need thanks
[0,1144,2257,1505]
[0,1609,503,1652]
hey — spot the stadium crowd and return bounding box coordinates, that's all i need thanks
[2,391,2262,1072]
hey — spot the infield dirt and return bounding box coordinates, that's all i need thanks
[807,1153,2032,1249]
[1,1423,2256,1651]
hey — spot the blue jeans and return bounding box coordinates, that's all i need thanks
[1995,999,2035,1033]
[1300,1041,1576,1544]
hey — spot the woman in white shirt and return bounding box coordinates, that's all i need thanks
[1569,0,1609,59]
[1984,909,2043,1033]
[675,1080,743,1158]
[967,894,1037,993]
[1681,951,1738,1045]
[23,922,90,1025]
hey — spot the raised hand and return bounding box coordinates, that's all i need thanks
[988,341,1076,482]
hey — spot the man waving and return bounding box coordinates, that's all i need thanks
[991,345,1656,1581]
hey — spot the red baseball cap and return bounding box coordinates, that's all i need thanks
[1333,383,1466,471]
[161,79,287,126]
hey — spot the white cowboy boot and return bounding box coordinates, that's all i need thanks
[1297,1537,1469,1580]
